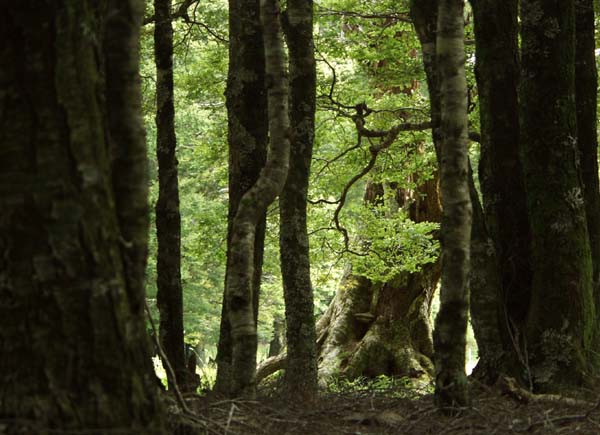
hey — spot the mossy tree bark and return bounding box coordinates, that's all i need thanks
[520,0,595,389]
[278,0,318,400]
[0,1,165,432]
[153,0,189,392]
[316,179,441,384]
[225,0,290,397]
[470,0,532,381]
[412,0,503,389]
[214,0,269,395]
[575,0,600,353]
[433,0,471,408]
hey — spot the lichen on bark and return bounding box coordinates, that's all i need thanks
[214,0,268,395]
[0,1,165,431]
[520,0,596,389]
[279,0,318,399]
[433,0,472,408]
[225,0,290,397]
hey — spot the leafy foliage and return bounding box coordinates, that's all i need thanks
[351,205,439,282]
[141,0,451,358]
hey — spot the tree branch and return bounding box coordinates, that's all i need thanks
[144,0,196,25]
[316,6,412,23]
[143,0,228,43]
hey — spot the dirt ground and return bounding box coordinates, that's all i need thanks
[176,380,600,435]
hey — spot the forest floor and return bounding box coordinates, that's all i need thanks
[178,379,600,435]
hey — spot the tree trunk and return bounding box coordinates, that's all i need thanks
[520,0,595,389]
[214,0,269,395]
[575,0,600,360]
[470,0,532,381]
[433,0,471,408]
[0,1,164,432]
[268,316,286,357]
[316,178,441,385]
[225,0,290,397]
[467,161,506,383]
[278,0,318,400]
[410,0,440,158]
[153,0,188,393]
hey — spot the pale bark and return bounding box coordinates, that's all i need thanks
[433,0,472,408]
[226,0,290,397]
[215,0,268,395]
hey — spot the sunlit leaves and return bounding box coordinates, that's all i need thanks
[350,204,439,282]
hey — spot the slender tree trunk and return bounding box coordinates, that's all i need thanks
[278,0,318,400]
[214,0,268,395]
[153,0,188,393]
[410,0,440,158]
[225,0,290,397]
[268,316,286,357]
[470,0,532,381]
[575,0,600,358]
[520,0,595,389]
[433,0,471,408]
[412,0,501,388]
[0,1,164,431]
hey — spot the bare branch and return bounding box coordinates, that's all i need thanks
[316,6,412,23]
[143,0,196,25]
[144,0,228,44]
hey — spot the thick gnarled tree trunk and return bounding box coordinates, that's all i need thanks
[0,1,164,431]
[316,178,441,385]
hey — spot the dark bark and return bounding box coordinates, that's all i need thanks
[471,0,531,341]
[0,1,164,431]
[520,0,595,389]
[410,0,440,159]
[470,0,532,380]
[575,0,600,351]
[153,0,188,393]
[104,0,164,405]
[214,0,268,395]
[278,0,318,399]
[465,160,515,387]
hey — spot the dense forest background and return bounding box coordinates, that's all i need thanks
[6,0,600,433]
[143,0,455,372]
